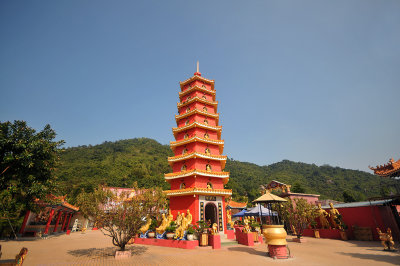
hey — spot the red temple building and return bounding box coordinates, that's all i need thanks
[164,65,232,233]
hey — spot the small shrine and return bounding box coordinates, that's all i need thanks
[265,180,320,204]
[163,64,232,233]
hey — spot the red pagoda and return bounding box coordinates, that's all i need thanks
[164,64,232,233]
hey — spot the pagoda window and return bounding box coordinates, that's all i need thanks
[181,164,187,171]
[204,132,209,139]
[184,133,189,139]
[180,183,186,189]
[202,95,207,100]
[203,107,208,112]
[202,85,206,89]
[205,148,211,155]
[185,120,190,125]
[207,182,213,189]
[186,107,190,113]
[206,164,212,172]
[204,119,208,125]
[182,148,188,155]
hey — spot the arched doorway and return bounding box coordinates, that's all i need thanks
[205,203,217,226]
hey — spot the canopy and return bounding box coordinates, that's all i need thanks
[253,192,287,203]
[244,204,277,217]
[232,209,248,217]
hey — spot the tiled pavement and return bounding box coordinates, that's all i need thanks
[1,230,399,265]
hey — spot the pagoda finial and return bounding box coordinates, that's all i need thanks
[194,61,201,76]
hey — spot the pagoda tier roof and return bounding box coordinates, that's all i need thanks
[168,152,227,169]
[369,158,400,178]
[178,96,218,111]
[170,136,224,154]
[175,109,219,124]
[180,75,215,90]
[164,169,230,184]
[172,122,222,139]
[179,85,216,101]
[164,187,232,197]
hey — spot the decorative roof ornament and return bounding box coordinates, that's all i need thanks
[194,61,201,76]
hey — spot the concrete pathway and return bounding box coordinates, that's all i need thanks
[0,230,399,265]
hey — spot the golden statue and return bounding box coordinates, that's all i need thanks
[174,213,187,239]
[139,217,152,234]
[317,203,330,229]
[377,228,396,250]
[226,209,234,229]
[204,133,209,139]
[211,223,218,235]
[186,209,192,225]
[328,203,340,229]
[205,148,211,155]
[156,214,170,235]
[207,182,212,189]
[243,217,251,233]
[167,209,173,222]
[206,164,212,172]
[175,211,182,226]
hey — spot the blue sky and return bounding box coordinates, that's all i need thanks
[1,0,399,172]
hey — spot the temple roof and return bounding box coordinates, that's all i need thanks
[369,158,400,178]
[170,136,224,154]
[164,169,230,184]
[227,200,247,209]
[168,152,227,169]
[164,187,232,197]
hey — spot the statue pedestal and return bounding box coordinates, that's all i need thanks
[268,244,288,259]
[235,227,254,246]
[226,229,235,239]
[208,234,221,249]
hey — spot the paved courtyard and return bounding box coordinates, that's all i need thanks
[1,230,399,265]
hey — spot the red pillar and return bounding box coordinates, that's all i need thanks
[65,213,73,231]
[19,210,31,235]
[44,209,55,235]
[53,211,62,233]
[61,211,67,231]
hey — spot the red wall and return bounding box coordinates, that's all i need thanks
[169,195,199,224]
[174,142,220,156]
[175,129,218,142]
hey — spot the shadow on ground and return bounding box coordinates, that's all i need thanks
[227,246,267,257]
[337,252,400,265]
[67,246,148,259]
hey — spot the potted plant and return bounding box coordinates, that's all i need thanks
[335,215,348,240]
[165,222,176,240]
[186,225,196,241]
[196,220,209,246]
[310,220,320,238]
[251,222,260,242]
[147,219,157,238]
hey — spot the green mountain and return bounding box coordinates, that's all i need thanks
[55,138,396,204]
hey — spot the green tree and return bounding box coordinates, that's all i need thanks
[77,184,166,251]
[342,191,356,202]
[0,120,64,236]
[291,182,306,193]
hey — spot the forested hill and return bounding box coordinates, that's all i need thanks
[55,138,395,204]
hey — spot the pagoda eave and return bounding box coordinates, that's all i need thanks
[164,170,230,184]
[180,75,215,90]
[179,85,216,101]
[172,122,222,138]
[164,188,232,197]
[177,97,218,109]
[170,137,224,154]
[175,109,220,122]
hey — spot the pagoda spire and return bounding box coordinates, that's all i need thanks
[194,61,201,76]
